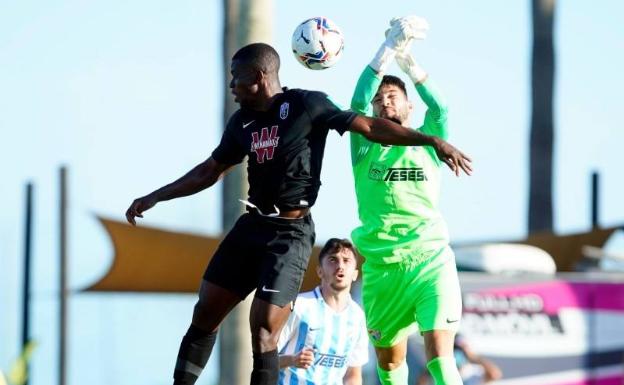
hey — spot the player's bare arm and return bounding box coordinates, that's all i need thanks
[278,347,314,370]
[343,366,363,385]
[125,157,232,225]
[348,115,472,176]
[460,342,503,382]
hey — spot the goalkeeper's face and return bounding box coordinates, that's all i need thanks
[372,85,412,125]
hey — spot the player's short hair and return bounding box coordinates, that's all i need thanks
[232,43,280,74]
[379,75,408,97]
[318,238,359,264]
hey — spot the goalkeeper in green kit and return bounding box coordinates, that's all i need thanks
[349,16,472,385]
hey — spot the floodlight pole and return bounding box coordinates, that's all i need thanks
[528,0,556,233]
[22,182,34,385]
[591,171,599,229]
[59,166,68,385]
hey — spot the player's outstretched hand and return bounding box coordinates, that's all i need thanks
[293,347,315,369]
[396,52,428,84]
[432,137,473,177]
[125,194,158,226]
[390,16,429,41]
[371,15,428,74]
[386,15,429,52]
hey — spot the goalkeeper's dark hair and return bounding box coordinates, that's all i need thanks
[379,75,408,97]
[318,238,359,264]
[232,43,280,74]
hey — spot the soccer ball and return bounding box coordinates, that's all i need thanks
[291,17,344,70]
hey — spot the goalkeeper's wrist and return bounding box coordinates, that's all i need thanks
[369,43,396,74]
[406,60,428,84]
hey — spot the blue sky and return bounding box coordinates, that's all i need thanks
[1,1,623,384]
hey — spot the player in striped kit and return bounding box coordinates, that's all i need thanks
[349,17,472,385]
[277,238,369,385]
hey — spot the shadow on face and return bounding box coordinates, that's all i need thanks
[372,84,413,125]
[229,59,261,107]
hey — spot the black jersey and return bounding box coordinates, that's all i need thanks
[212,88,356,213]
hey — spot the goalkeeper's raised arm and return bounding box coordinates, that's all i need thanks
[351,16,429,115]
[348,16,469,174]
[396,51,449,140]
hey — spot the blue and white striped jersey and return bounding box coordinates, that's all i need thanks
[278,286,369,385]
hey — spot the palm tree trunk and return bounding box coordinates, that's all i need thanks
[220,1,272,384]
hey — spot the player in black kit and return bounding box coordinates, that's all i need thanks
[125,43,471,385]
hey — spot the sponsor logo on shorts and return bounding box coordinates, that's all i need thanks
[368,163,427,182]
[368,328,382,341]
[261,285,280,293]
[446,318,460,324]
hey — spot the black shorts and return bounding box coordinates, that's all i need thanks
[203,212,315,307]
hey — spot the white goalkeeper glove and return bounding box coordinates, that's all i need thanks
[388,16,429,52]
[396,52,428,84]
[369,16,429,74]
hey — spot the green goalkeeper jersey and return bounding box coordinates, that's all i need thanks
[350,66,450,265]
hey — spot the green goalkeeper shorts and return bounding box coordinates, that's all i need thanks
[362,247,462,348]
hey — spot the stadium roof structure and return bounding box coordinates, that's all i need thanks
[522,226,623,271]
[84,217,623,293]
[85,217,323,293]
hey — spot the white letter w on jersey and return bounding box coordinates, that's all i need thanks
[251,126,280,163]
